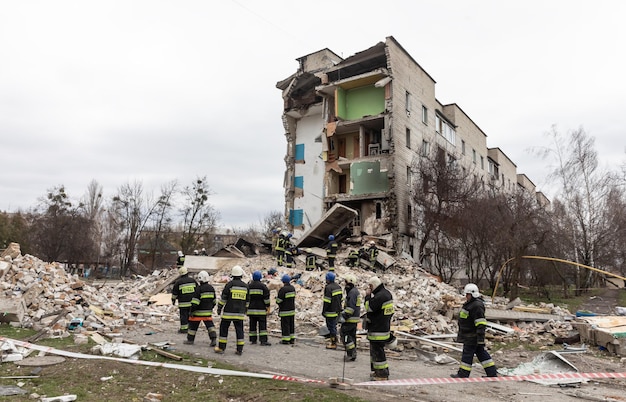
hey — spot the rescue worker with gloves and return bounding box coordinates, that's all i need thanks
[451,283,498,378]
[184,270,217,346]
[322,271,343,349]
[215,265,249,355]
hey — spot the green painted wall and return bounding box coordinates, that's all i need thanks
[336,85,385,120]
[350,161,389,195]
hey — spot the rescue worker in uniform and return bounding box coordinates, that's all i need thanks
[340,274,361,361]
[365,276,394,381]
[247,270,272,346]
[305,248,317,271]
[215,265,249,355]
[276,274,296,344]
[176,250,185,269]
[451,283,498,378]
[185,270,217,346]
[171,266,198,334]
[346,248,360,267]
[366,241,379,267]
[326,235,338,271]
[275,231,287,266]
[322,271,343,349]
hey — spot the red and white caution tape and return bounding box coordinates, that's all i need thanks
[355,371,626,386]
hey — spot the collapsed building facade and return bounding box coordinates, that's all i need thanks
[277,36,548,263]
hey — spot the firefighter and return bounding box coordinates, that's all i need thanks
[346,248,360,267]
[340,274,361,361]
[276,274,296,344]
[366,241,379,266]
[184,270,217,346]
[215,265,249,355]
[365,275,394,381]
[176,250,185,268]
[171,266,198,334]
[305,248,317,271]
[275,231,287,266]
[322,271,343,350]
[326,235,338,271]
[451,283,498,378]
[247,270,272,346]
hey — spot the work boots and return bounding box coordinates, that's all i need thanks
[209,334,217,347]
[326,336,337,350]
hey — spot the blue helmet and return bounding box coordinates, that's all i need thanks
[287,233,293,238]
[328,234,335,241]
[252,270,262,281]
[326,272,336,282]
[281,274,291,283]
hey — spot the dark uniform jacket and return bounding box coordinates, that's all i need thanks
[342,285,362,324]
[365,283,394,341]
[457,296,487,344]
[327,241,338,258]
[218,278,249,321]
[171,275,198,308]
[190,282,216,317]
[322,282,343,318]
[176,255,185,267]
[247,279,270,316]
[276,284,296,317]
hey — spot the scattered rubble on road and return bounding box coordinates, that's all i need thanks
[1,241,625,365]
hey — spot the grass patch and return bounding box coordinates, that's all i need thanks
[513,287,603,312]
[0,324,365,401]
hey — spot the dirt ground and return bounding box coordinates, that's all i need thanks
[118,306,626,402]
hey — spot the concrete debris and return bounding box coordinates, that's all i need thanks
[2,242,617,358]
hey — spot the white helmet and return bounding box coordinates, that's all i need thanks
[178,266,188,275]
[463,283,480,298]
[178,251,183,257]
[197,271,210,283]
[231,265,244,277]
[368,276,382,289]
[344,274,357,285]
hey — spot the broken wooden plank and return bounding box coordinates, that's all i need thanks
[395,330,463,352]
[25,308,68,343]
[146,345,182,361]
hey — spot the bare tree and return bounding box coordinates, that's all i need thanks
[179,177,219,254]
[144,180,177,269]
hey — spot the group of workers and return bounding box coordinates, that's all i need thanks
[272,229,381,272]
[172,232,497,380]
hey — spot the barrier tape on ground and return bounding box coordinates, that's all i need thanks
[0,336,323,384]
[355,371,626,386]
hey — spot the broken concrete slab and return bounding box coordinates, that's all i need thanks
[571,315,626,355]
[294,203,358,247]
[183,256,242,273]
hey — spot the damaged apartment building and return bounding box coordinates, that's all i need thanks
[276,36,548,261]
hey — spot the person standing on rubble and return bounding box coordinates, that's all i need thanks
[366,241,379,267]
[176,251,185,269]
[340,274,361,361]
[215,265,249,355]
[322,271,343,349]
[346,248,360,267]
[276,274,296,344]
[365,275,394,381]
[451,283,498,378]
[275,231,287,266]
[326,235,338,271]
[184,270,217,346]
[305,248,317,271]
[171,266,198,334]
[247,270,272,346]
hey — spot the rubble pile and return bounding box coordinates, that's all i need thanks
[0,241,582,351]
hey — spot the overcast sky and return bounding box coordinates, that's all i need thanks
[2,1,625,228]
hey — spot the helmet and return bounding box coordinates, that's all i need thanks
[306,248,312,253]
[281,230,288,236]
[197,271,210,283]
[463,283,481,298]
[369,241,376,246]
[368,276,382,289]
[252,270,262,281]
[328,235,335,241]
[344,274,357,285]
[325,272,336,282]
[178,251,183,257]
[231,265,244,277]
[178,266,188,275]
[281,274,291,283]
[287,233,293,238]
